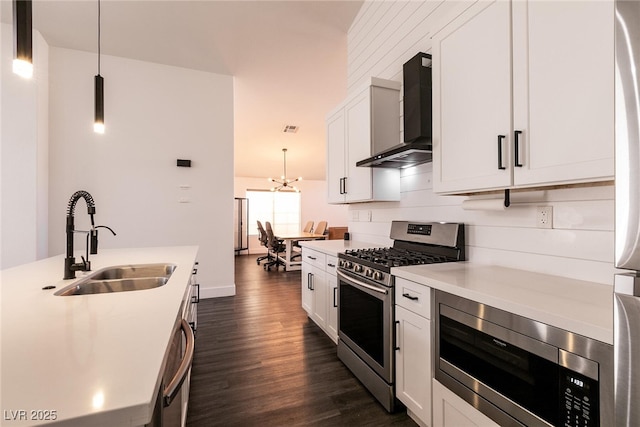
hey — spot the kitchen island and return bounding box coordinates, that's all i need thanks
[1,246,199,427]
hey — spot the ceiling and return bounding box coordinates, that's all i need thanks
[1,0,363,180]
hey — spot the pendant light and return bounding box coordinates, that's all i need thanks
[94,0,105,134]
[268,148,302,192]
[12,0,33,78]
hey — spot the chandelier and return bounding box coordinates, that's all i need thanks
[268,148,302,192]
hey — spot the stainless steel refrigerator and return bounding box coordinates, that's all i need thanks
[615,1,640,425]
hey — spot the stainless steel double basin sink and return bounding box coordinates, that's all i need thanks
[55,263,177,296]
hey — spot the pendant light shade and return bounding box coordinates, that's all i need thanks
[93,0,104,134]
[12,0,33,78]
[94,75,104,133]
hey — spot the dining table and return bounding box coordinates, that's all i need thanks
[274,231,326,271]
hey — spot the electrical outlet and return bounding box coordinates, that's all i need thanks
[536,206,553,229]
[366,210,372,222]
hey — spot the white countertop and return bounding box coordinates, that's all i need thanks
[392,262,613,344]
[299,239,378,256]
[1,246,199,426]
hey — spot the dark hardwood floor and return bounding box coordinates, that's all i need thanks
[186,255,417,427]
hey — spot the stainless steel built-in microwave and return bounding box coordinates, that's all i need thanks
[434,290,613,427]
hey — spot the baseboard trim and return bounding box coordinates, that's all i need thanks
[200,285,236,299]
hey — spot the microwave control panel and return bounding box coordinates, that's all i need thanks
[560,369,599,427]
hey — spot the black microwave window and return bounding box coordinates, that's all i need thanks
[340,284,384,366]
[440,314,559,425]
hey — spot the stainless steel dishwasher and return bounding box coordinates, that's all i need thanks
[147,318,195,427]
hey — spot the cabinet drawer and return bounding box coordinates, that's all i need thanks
[302,247,326,270]
[326,255,338,276]
[395,278,431,319]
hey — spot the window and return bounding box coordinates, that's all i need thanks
[246,190,301,235]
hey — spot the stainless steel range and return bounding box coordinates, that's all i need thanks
[336,221,465,412]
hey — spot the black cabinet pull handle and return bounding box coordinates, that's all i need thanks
[192,283,200,304]
[192,268,198,275]
[327,263,335,268]
[307,256,317,260]
[333,287,338,308]
[308,273,314,290]
[514,130,523,167]
[395,320,400,351]
[402,293,419,301]
[339,177,346,194]
[497,135,506,170]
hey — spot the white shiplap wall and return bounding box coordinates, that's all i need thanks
[344,0,618,285]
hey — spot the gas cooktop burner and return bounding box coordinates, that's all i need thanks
[337,221,465,287]
[343,247,450,268]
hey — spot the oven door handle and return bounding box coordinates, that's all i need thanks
[337,270,388,295]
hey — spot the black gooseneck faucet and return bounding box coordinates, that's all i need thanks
[64,190,116,279]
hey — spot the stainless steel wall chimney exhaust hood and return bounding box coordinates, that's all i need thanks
[357,52,432,168]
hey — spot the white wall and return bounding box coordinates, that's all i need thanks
[345,0,617,285]
[1,24,49,269]
[234,176,348,253]
[48,47,235,298]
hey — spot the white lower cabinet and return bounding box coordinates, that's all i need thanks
[395,278,432,427]
[310,265,328,327]
[432,380,500,427]
[301,261,313,314]
[326,257,338,342]
[301,248,338,343]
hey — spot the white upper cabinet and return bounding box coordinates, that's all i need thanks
[433,0,513,193]
[433,0,614,194]
[326,78,401,204]
[512,0,614,186]
[327,110,347,203]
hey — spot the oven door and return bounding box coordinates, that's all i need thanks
[337,269,394,383]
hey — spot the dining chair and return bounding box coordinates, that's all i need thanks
[256,221,272,265]
[314,221,328,236]
[263,221,286,271]
[302,221,314,233]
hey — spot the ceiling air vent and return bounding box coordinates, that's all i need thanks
[283,125,299,133]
